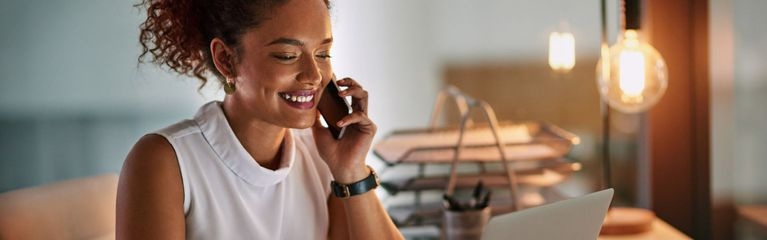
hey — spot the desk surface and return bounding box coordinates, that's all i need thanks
[400,213,692,239]
[598,218,690,240]
[738,205,767,227]
[737,205,767,234]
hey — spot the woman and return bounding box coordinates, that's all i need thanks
[116,0,403,239]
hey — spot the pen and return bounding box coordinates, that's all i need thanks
[443,194,462,211]
[471,181,484,209]
[479,191,492,209]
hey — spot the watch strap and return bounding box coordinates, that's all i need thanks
[331,166,379,198]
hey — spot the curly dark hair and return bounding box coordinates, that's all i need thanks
[136,0,329,88]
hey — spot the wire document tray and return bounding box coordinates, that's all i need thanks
[374,121,579,165]
[380,159,581,195]
[374,85,582,227]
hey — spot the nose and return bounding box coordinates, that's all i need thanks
[297,56,323,85]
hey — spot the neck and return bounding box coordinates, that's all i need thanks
[221,100,286,170]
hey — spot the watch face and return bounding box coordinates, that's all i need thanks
[372,170,380,187]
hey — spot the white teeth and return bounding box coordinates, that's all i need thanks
[282,93,314,103]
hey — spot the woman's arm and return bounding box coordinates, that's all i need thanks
[116,134,185,240]
[327,186,402,240]
[315,77,404,240]
[327,194,350,239]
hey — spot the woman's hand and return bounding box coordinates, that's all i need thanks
[311,77,376,183]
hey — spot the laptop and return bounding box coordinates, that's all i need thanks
[482,188,614,240]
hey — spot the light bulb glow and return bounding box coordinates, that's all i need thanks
[548,31,575,73]
[618,50,645,103]
[596,30,668,113]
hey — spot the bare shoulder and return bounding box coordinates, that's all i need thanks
[116,134,185,239]
[123,134,178,172]
[119,134,180,190]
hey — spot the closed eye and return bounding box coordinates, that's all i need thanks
[315,49,332,61]
[272,54,297,61]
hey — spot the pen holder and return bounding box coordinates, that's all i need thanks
[442,206,491,240]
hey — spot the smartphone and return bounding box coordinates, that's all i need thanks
[317,77,352,139]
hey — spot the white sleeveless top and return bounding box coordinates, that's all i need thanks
[153,101,334,240]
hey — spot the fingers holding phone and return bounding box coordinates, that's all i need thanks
[336,78,368,115]
[334,78,376,137]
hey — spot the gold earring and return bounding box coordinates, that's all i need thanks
[223,79,236,94]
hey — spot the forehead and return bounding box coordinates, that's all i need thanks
[243,0,332,47]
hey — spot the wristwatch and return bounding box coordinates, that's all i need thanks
[331,166,380,198]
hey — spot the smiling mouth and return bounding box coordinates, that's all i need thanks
[278,90,317,110]
[279,92,315,103]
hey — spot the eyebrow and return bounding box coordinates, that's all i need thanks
[266,37,333,47]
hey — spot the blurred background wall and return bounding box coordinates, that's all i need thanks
[730,0,767,205]
[0,0,215,191]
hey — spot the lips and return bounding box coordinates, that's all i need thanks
[278,90,316,109]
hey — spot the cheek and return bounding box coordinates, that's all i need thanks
[238,63,293,89]
[321,62,333,76]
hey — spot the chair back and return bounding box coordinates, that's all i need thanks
[0,174,119,240]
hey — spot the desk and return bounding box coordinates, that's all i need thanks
[737,205,767,237]
[598,218,690,240]
[399,214,691,239]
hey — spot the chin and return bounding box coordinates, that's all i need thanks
[292,122,314,129]
[286,117,316,129]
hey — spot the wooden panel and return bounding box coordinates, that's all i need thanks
[691,0,712,238]
[646,0,710,239]
[442,60,601,132]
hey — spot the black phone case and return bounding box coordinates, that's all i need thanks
[317,79,351,139]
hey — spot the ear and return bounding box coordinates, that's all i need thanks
[210,38,237,78]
